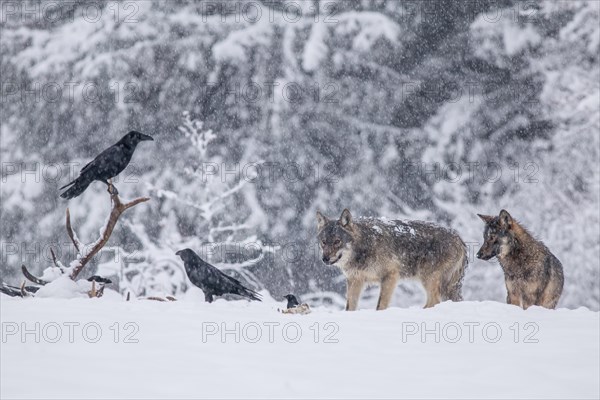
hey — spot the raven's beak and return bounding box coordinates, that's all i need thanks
[175,250,182,256]
[141,133,154,141]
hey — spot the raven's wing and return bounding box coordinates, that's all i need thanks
[185,264,211,292]
[59,152,107,190]
[59,146,117,190]
[58,150,111,192]
[185,261,228,293]
[79,158,95,174]
[203,262,262,301]
[79,143,129,179]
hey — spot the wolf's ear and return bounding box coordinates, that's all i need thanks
[499,209,512,228]
[339,208,352,227]
[477,213,494,224]
[316,211,328,230]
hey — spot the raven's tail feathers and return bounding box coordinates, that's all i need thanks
[59,177,91,199]
[59,180,75,190]
[240,287,262,302]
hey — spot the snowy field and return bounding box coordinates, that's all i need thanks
[1,293,598,399]
[1,2,599,399]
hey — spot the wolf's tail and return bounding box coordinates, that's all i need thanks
[441,239,468,302]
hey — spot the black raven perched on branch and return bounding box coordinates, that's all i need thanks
[60,130,153,199]
[176,248,262,303]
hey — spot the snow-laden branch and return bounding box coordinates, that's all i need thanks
[151,178,248,223]
[208,224,251,235]
[201,179,247,215]
[68,187,150,280]
[20,184,150,291]
[179,111,216,158]
[66,208,83,252]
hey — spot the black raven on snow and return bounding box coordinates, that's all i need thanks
[176,248,262,303]
[284,294,300,309]
[280,294,311,314]
[59,130,154,199]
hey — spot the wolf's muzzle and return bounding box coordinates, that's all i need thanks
[322,254,341,265]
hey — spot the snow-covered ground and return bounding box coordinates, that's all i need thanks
[1,293,598,399]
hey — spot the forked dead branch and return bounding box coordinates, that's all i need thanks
[17,183,150,295]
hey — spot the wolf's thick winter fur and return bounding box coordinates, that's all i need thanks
[476,210,564,309]
[317,209,467,310]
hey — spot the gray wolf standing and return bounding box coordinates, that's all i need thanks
[476,209,564,309]
[317,209,467,310]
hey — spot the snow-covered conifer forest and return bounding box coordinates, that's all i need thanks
[1,1,598,399]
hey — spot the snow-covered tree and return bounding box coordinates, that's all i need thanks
[100,112,271,297]
[1,0,598,308]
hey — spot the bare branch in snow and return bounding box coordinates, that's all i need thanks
[69,183,150,280]
[65,208,82,253]
[88,281,97,298]
[49,248,65,272]
[144,296,167,302]
[21,264,48,286]
[20,281,28,297]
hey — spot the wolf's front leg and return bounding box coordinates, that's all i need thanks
[345,278,364,311]
[521,285,543,309]
[376,275,399,310]
[505,280,521,307]
[506,291,522,307]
